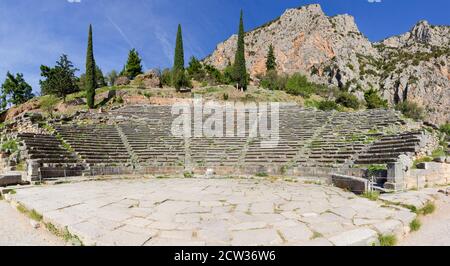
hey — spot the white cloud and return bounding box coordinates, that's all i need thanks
[368,0,382,3]
[67,0,81,3]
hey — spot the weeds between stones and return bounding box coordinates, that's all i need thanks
[409,219,421,232]
[378,234,397,246]
[419,202,436,215]
[361,191,380,201]
[16,203,43,222]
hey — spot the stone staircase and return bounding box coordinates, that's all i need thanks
[354,131,422,165]
[54,125,131,166]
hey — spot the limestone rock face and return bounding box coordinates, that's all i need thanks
[114,76,130,86]
[131,70,161,89]
[204,4,450,125]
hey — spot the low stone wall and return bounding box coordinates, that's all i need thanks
[331,174,369,194]
[31,163,368,182]
[406,162,450,189]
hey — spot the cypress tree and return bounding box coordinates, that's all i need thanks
[172,24,191,92]
[233,10,248,91]
[85,24,96,109]
[266,44,277,71]
[173,24,185,72]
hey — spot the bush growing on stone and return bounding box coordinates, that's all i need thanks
[364,89,388,109]
[439,123,450,135]
[336,92,360,109]
[1,139,18,154]
[317,100,339,111]
[395,101,425,121]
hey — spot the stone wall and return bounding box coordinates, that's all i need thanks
[406,162,450,189]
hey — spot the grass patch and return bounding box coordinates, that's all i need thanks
[419,202,436,215]
[183,171,194,178]
[361,191,380,201]
[255,172,269,177]
[45,223,83,245]
[0,194,4,201]
[378,234,397,246]
[311,231,323,240]
[16,203,43,222]
[9,189,17,195]
[412,157,433,168]
[409,218,421,232]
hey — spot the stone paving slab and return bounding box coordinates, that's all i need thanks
[7,178,418,246]
[379,188,440,209]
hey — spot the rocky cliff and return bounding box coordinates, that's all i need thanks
[203,4,450,125]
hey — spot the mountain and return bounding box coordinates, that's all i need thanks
[203,4,450,125]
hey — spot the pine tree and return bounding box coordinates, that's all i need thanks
[124,49,143,79]
[266,44,277,71]
[40,54,79,101]
[1,72,34,108]
[85,24,96,109]
[233,10,248,91]
[173,24,185,72]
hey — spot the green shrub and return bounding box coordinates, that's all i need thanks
[317,100,339,111]
[223,93,229,101]
[172,70,192,92]
[259,70,287,91]
[366,164,387,176]
[1,139,18,154]
[285,73,315,98]
[439,123,450,135]
[395,101,425,121]
[160,68,172,87]
[364,89,388,109]
[336,92,360,109]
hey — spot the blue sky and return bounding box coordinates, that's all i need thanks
[0,0,449,94]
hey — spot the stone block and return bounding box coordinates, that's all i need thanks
[329,228,378,246]
[0,173,22,186]
[331,174,368,194]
